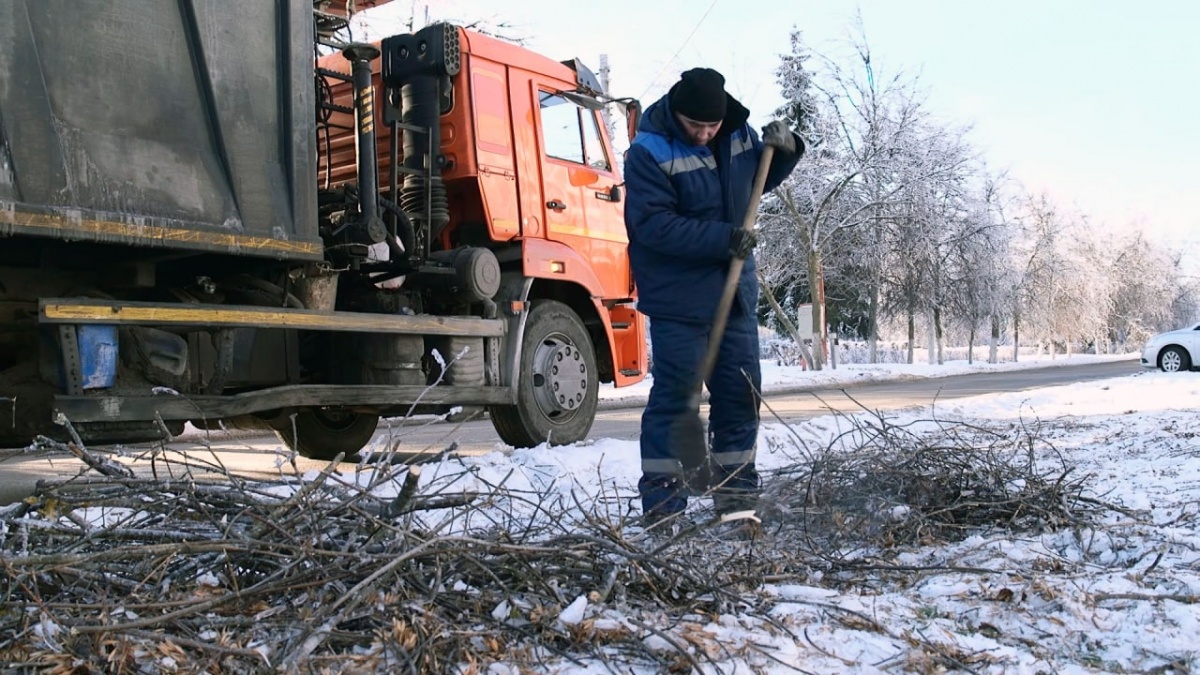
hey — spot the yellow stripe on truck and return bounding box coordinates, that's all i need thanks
[1,207,323,257]
[547,223,628,243]
[40,300,506,336]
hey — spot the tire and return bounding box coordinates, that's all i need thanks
[275,408,380,460]
[489,299,598,448]
[1158,346,1191,373]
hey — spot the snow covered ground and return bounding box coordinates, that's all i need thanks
[393,351,1199,673]
[21,351,1199,673]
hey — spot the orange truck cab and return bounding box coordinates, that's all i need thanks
[314,22,649,450]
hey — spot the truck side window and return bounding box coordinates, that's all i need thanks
[539,92,585,165]
[581,111,611,171]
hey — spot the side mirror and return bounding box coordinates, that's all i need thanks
[625,100,642,141]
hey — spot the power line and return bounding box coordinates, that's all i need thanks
[639,0,720,100]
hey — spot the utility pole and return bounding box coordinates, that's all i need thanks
[598,54,617,143]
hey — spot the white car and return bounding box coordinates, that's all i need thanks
[1141,323,1200,372]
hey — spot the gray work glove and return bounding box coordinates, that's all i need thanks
[761,120,796,154]
[729,228,758,259]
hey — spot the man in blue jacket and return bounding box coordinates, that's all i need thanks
[624,67,803,526]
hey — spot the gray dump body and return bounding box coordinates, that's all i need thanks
[0,1,321,260]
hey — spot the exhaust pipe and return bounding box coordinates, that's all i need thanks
[342,43,386,245]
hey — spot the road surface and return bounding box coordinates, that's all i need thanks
[0,358,1144,503]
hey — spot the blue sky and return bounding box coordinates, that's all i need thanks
[361,1,1199,268]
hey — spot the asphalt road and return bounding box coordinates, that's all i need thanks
[0,358,1143,503]
[754,357,1142,426]
[593,357,1143,440]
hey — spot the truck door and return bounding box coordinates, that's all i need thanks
[533,87,631,300]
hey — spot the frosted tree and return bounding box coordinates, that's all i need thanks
[1065,222,1118,355]
[759,18,1200,369]
[754,29,824,366]
[884,122,979,365]
[762,24,952,368]
[1103,231,1196,347]
[1004,194,1049,361]
[963,174,1022,364]
[1007,196,1107,358]
[345,2,523,43]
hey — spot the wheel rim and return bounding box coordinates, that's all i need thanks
[530,332,589,420]
[1162,351,1182,372]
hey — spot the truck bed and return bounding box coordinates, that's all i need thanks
[0,0,322,261]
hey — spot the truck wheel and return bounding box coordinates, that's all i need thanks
[275,408,380,460]
[490,300,598,447]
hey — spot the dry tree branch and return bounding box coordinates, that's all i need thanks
[1,405,1132,673]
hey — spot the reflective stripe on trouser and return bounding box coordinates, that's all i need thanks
[639,306,761,513]
[640,448,755,475]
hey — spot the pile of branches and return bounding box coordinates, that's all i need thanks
[0,410,1111,673]
[0,439,777,673]
[759,406,1101,556]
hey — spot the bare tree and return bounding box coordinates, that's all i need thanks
[760,18,1199,368]
[348,2,524,43]
[889,122,980,365]
[1006,195,1107,358]
[764,22,959,368]
[1099,231,1198,348]
[948,174,1019,364]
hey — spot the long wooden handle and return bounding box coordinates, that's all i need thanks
[694,145,775,393]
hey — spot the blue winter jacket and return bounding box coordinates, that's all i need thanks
[623,92,801,323]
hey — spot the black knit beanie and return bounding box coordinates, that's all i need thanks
[669,67,727,122]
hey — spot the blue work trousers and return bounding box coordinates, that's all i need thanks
[638,306,762,516]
